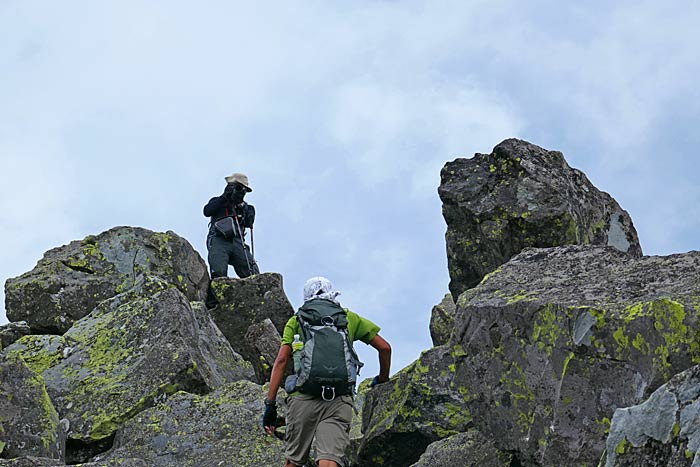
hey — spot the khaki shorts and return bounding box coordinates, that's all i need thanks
[285,393,354,466]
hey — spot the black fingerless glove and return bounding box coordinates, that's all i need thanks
[262,399,277,430]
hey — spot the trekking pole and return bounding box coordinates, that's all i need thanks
[232,213,253,274]
[251,226,255,259]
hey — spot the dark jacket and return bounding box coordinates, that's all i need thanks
[203,196,255,237]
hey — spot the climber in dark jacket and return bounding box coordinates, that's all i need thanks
[203,172,259,308]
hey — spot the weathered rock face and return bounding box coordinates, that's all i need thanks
[355,347,470,467]
[209,273,294,381]
[0,458,148,467]
[3,278,252,458]
[410,431,512,467]
[449,246,700,466]
[439,138,642,298]
[0,354,64,461]
[429,294,455,346]
[5,227,209,334]
[0,321,31,350]
[244,318,284,383]
[97,380,285,467]
[606,364,700,467]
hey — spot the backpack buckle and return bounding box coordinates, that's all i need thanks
[321,385,336,401]
[321,316,335,326]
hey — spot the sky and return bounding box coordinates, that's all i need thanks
[1,1,699,379]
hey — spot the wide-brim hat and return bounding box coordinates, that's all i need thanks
[225,173,252,192]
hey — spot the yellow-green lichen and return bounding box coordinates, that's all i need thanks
[532,304,563,356]
[564,215,579,243]
[5,335,66,374]
[615,438,628,455]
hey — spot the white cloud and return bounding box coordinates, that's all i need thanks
[328,80,523,193]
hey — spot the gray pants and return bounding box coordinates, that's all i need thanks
[206,234,259,307]
[207,234,258,279]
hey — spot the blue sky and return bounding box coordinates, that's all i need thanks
[1,1,699,378]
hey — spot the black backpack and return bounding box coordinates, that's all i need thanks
[293,299,363,400]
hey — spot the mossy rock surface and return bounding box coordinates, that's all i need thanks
[209,273,294,377]
[3,279,253,449]
[449,245,700,466]
[355,346,470,467]
[99,380,285,467]
[5,226,209,334]
[410,431,512,467]
[0,354,65,461]
[439,138,642,298]
[606,364,700,467]
[429,293,455,347]
[0,457,147,466]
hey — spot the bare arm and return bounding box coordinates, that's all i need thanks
[267,344,292,401]
[369,335,392,382]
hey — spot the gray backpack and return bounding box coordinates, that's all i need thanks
[292,299,363,400]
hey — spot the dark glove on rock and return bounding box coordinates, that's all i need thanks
[262,400,278,431]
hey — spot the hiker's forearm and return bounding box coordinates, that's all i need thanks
[378,347,391,381]
[267,346,291,400]
[369,335,392,382]
[378,351,391,381]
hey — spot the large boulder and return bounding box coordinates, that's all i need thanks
[0,354,65,461]
[449,246,700,466]
[355,347,470,467]
[439,138,642,298]
[410,431,512,467]
[3,278,252,462]
[209,273,295,378]
[5,227,209,334]
[605,364,700,467]
[96,380,285,467]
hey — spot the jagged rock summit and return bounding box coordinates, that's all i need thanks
[439,138,642,298]
[3,139,699,467]
[5,227,209,334]
[1,226,293,466]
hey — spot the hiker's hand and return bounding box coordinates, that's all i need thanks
[223,184,235,198]
[370,375,387,388]
[262,400,278,435]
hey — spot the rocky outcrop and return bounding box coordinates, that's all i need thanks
[605,364,700,467]
[448,246,700,466]
[3,278,252,461]
[355,347,470,467]
[209,273,294,381]
[410,431,512,467]
[0,321,30,350]
[5,227,209,334]
[439,138,642,298]
[96,380,285,467]
[359,245,700,467]
[0,354,65,461]
[429,294,455,346]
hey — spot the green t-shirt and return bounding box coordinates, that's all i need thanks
[281,309,381,346]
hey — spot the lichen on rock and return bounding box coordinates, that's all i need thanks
[439,139,642,298]
[5,227,210,334]
[3,277,252,453]
[0,353,65,461]
[97,380,285,467]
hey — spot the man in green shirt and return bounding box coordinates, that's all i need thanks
[263,277,392,467]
